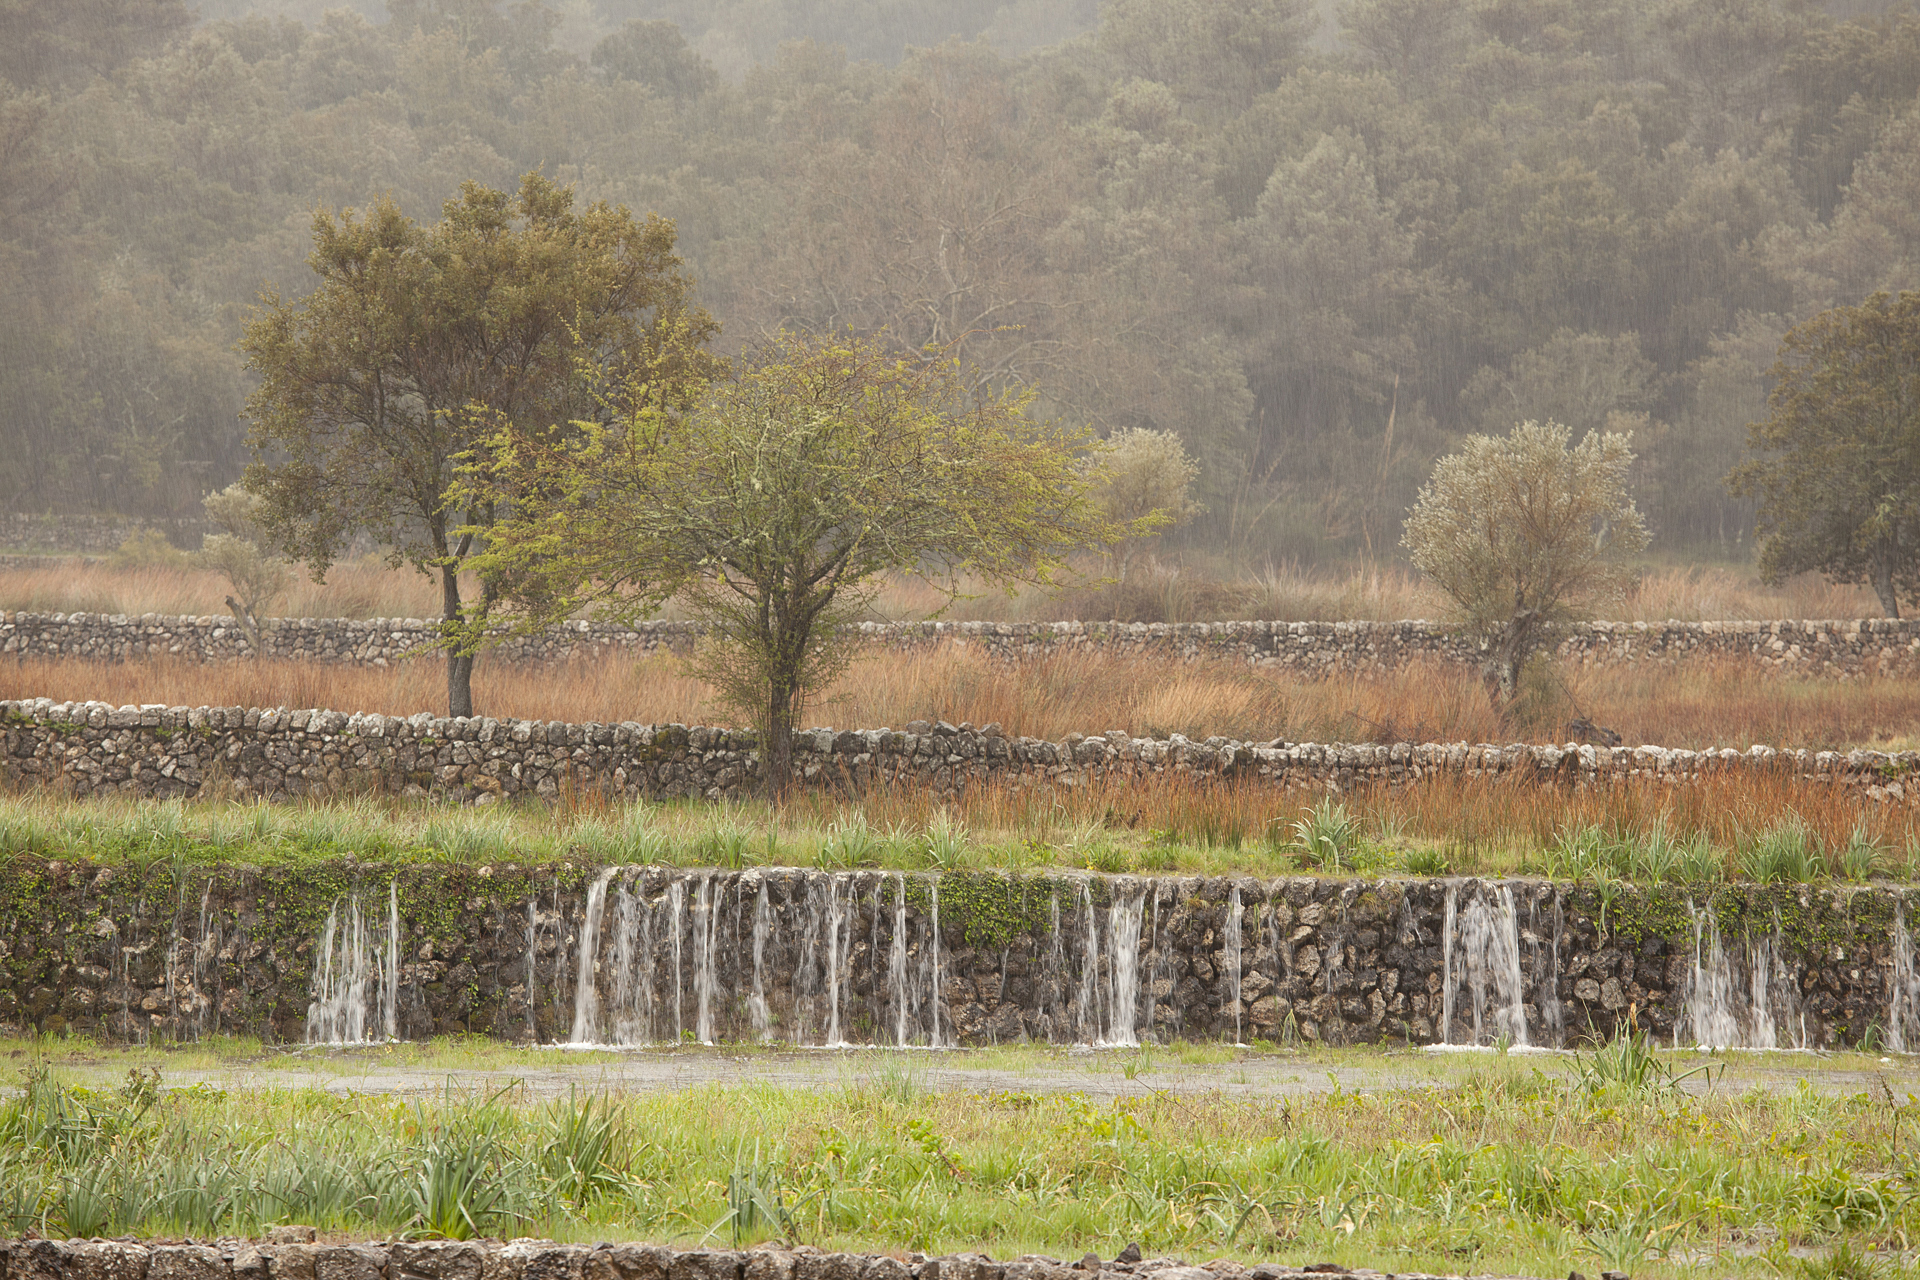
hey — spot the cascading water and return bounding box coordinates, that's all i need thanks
[1225,884,1246,1046]
[294,868,1912,1052]
[1437,882,1527,1048]
[1676,903,1805,1049]
[568,869,616,1045]
[1890,901,1920,1053]
[749,879,771,1040]
[1102,883,1145,1047]
[305,882,400,1044]
[693,876,719,1043]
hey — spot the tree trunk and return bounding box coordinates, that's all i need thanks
[441,563,475,717]
[1483,609,1541,712]
[759,602,815,800]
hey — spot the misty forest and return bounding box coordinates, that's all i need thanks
[4,0,1920,566]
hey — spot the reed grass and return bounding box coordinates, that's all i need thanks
[8,648,1920,753]
[0,1051,1909,1277]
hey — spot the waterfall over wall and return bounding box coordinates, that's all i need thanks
[282,871,1920,1050]
[8,859,1908,1050]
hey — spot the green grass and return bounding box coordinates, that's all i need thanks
[3,789,1916,885]
[0,1042,1913,1276]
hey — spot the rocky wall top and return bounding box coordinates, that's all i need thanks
[0,1235,1472,1280]
[5,611,1920,676]
[3,696,1916,805]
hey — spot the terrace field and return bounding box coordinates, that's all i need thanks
[6,561,1920,1278]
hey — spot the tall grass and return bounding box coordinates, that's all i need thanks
[9,649,1920,751]
[0,558,1886,626]
[0,1055,1907,1276]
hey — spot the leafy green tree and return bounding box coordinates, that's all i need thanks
[198,481,290,652]
[1403,419,1648,705]
[239,172,719,717]
[457,331,1121,795]
[1729,291,1920,618]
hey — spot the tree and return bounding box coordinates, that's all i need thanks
[239,172,719,717]
[1091,428,1202,580]
[1403,419,1649,704]
[198,481,290,653]
[459,331,1122,796]
[1728,292,1920,617]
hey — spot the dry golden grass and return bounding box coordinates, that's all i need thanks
[7,645,1920,752]
[0,555,447,620]
[0,556,1887,624]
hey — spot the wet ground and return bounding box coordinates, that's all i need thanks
[14,1038,1916,1100]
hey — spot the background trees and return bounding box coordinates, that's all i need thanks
[461,331,1119,793]
[4,0,1919,574]
[240,172,719,715]
[1730,292,1920,616]
[1403,420,1649,704]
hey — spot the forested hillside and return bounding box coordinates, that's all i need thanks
[3,0,1918,563]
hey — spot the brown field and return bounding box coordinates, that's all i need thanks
[5,645,1920,753]
[0,555,1886,624]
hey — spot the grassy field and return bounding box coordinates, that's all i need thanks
[8,647,1920,753]
[0,768,1913,884]
[0,556,1885,626]
[0,1035,1912,1278]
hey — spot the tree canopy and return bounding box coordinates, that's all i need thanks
[1729,291,1920,617]
[239,172,719,715]
[1403,420,1649,704]
[7,0,1920,571]
[457,330,1121,792]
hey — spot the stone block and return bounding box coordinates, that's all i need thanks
[792,1256,862,1280]
[265,1244,317,1280]
[68,1245,151,1280]
[667,1253,741,1280]
[391,1244,487,1280]
[11,1240,73,1280]
[148,1246,231,1280]
[313,1247,386,1280]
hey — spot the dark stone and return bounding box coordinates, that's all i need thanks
[391,1245,487,1280]
[667,1253,742,1280]
[148,1247,231,1280]
[313,1247,386,1280]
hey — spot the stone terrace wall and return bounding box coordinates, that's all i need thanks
[3,697,1917,805]
[0,1236,1469,1280]
[7,610,1920,676]
[0,855,1904,1050]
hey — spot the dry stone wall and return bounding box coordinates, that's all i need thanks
[8,610,1920,677]
[0,1235,1472,1280]
[3,697,1916,806]
[0,856,1906,1051]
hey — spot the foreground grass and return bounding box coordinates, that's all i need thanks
[1,767,1917,884]
[0,1039,1914,1278]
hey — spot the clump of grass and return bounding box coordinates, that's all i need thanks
[1741,817,1826,883]
[1289,798,1359,871]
